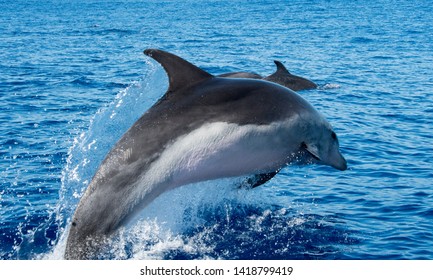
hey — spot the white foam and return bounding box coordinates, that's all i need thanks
[321,83,341,90]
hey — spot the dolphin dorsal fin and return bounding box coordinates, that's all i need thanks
[144,49,213,95]
[273,60,290,74]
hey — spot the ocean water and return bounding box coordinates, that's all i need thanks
[1,0,432,260]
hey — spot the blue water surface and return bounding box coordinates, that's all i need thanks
[1,0,432,259]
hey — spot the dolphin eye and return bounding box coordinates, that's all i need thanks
[331,131,337,140]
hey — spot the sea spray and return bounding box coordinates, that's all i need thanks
[46,61,167,258]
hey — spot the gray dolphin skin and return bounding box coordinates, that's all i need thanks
[219,60,318,91]
[218,71,262,79]
[64,49,346,259]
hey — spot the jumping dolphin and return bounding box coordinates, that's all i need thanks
[219,60,317,91]
[64,49,346,259]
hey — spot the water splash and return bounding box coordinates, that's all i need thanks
[58,61,166,215]
[321,83,341,90]
[38,60,167,259]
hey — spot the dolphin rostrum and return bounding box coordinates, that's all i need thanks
[219,60,317,91]
[64,49,346,259]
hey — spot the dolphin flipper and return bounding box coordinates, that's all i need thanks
[250,171,279,188]
[240,171,279,189]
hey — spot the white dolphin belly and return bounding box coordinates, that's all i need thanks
[131,120,300,210]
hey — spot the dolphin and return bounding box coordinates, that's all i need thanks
[64,49,346,259]
[219,60,317,91]
[218,71,262,79]
[264,60,318,91]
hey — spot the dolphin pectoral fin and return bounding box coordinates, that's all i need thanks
[251,171,279,188]
[144,49,213,95]
[240,171,279,189]
[303,143,321,161]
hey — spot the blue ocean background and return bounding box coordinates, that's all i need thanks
[1,0,432,259]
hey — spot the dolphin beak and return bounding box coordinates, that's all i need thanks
[328,151,347,171]
[301,142,347,171]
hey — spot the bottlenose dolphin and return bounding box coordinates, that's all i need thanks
[219,60,317,91]
[218,71,262,79]
[64,49,346,259]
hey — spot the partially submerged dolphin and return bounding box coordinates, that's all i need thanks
[64,49,346,259]
[219,60,317,91]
